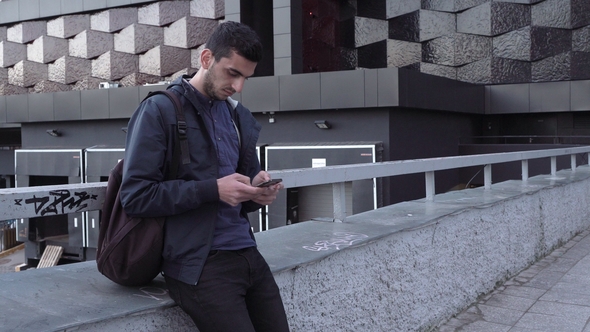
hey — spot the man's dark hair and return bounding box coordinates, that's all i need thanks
[206,21,263,63]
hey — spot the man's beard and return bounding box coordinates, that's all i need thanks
[203,69,223,100]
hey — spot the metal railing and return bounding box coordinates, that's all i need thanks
[1,146,590,223]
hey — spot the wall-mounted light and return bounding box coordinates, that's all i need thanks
[46,129,61,137]
[314,120,331,129]
[263,111,276,124]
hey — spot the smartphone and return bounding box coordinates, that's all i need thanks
[256,178,283,187]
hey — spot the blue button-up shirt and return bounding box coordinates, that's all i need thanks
[187,80,256,250]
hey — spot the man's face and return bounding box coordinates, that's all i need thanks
[203,50,257,100]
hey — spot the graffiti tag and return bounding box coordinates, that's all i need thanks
[303,232,368,252]
[20,190,98,216]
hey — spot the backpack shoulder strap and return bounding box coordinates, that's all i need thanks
[143,90,191,168]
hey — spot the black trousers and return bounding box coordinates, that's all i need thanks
[165,247,290,332]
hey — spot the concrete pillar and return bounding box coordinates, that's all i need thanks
[138,1,190,27]
[164,16,217,49]
[27,35,69,64]
[48,56,91,84]
[47,14,90,39]
[387,39,421,68]
[139,45,190,76]
[8,60,48,87]
[114,24,164,54]
[190,0,224,19]
[91,51,138,81]
[69,30,113,59]
[32,80,72,93]
[0,41,27,68]
[91,8,138,33]
[7,21,46,43]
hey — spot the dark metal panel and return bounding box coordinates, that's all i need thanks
[320,71,364,109]
[489,83,529,114]
[84,0,107,11]
[455,81,485,114]
[39,0,62,17]
[0,96,6,123]
[400,70,455,111]
[0,1,19,25]
[571,80,590,111]
[28,93,54,122]
[85,149,124,177]
[109,87,139,118]
[81,89,109,120]
[241,76,279,113]
[377,67,399,106]
[6,94,28,123]
[61,0,84,15]
[54,91,81,121]
[0,150,14,174]
[19,0,40,22]
[15,150,82,176]
[364,69,378,107]
[279,73,320,111]
[530,81,571,113]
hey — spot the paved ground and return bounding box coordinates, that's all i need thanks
[437,228,590,332]
[3,229,590,331]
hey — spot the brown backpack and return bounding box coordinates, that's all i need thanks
[96,89,189,286]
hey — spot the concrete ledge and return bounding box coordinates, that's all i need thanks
[1,166,590,331]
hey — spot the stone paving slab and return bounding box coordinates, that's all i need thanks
[436,229,590,331]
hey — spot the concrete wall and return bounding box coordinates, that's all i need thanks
[44,166,590,332]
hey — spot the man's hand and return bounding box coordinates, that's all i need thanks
[217,173,265,206]
[251,171,283,206]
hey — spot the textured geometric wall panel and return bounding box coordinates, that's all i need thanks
[91,51,138,81]
[386,0,420,19]
[0,67,6,81]
[48,56,91,84]
[190,0,224,19]
[47,15,89,39]
[493,26,572,61]
[69,30,114,59]
[139,45,190,76]
[571,51,590,80]
[358,40,386,68]
[532,0,590,29]
[498,0,543,3]
[0,41,26,67]
[387,39,421,67]
[114,24,164,55]
[0,26,6,41]
[0,84,28,96]
[573,25,590,52]
[457,57,531,84]
[422,0,488,13]
[354,16,388,47]
[357,0,386,20]
[423,33,491,66]
[457,2,530,37]
[32,80,71,93]
[389,10,456,42]
[8,60,48,87]
[164,16,218,49]
[7,21,46,43]
[138,1,190,27]
[90,8,138,33]
[72,76,103,91]
[119,72,164,87]
[419,62,457,80]
[532,52,572,82]
[27,36,69,64]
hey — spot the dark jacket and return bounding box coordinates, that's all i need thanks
[120,76,263,285]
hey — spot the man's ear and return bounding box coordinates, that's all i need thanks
[201,49,213,69]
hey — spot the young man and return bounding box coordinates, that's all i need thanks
[120,22,290,332]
